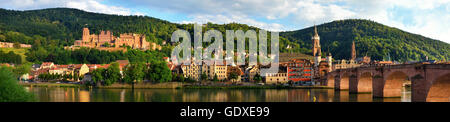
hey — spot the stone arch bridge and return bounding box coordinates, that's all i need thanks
[322,64,450,102]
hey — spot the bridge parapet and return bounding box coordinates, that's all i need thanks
[324,64,450,102]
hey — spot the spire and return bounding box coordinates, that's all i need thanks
[314,25,319,37]
[351,40,356,60]
[312,24,321,57]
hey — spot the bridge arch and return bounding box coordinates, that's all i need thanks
[358,72,372,93]
[383,71,409,98]
[327,74,335,87]
[340,72,350,90]
[426,73,450,102]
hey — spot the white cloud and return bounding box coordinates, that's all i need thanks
[180,14,286,32]
[65,0,138,15]
[0,0,143,15]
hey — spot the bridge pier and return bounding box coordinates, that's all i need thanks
[334,75,341,90]
[372,75,384,98]
[411,75,428,102]
[349,75,358,94]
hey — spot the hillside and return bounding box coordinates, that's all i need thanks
[281,19,450,61]
[0,8,448,62]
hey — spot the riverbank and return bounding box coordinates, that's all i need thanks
[182,85,333,89]
[20,83,81,88]
[98,82,183,89]
[20,82,333,89]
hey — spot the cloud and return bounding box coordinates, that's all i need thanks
[65,0,141,15]
[180,14,286,32]
[0,0,143,15]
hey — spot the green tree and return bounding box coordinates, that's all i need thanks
[201,73,208,81]
[90,68,105,86]
[12,63,32,77]
[229,72,239,81]
[103,62,121,86]
[213,74,219,82]
[253,74,262,83]
[0,35,6,41]
[146,61,172,83]
[0,66,35,102]
[123,62,145,84]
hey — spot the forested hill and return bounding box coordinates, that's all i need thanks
[281,19,450,61]
[0,8,448,61]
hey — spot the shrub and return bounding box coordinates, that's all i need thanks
[0,67,35,102]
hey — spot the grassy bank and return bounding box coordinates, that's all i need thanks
[97,82,183,89]
[20,83,81,88]
[0,48,29,63]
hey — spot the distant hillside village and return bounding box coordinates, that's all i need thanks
[65,27,162,52]
[1,26,447,86]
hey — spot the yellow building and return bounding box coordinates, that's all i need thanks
[332,59,362,70]
[264,67,288,84]
[75,64,90,77]
[265,73,288,85]
[181,62,202,81]
[202,62,227,81]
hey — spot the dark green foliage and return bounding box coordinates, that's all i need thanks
[229,72,239,80]
[0,66,35,102]
[253,74,262,83]
[0,50,22,64]
[145,60,172,83]
[173,74,185,82]
[90,68,104,86]
[213,74,219,82]
[88,63,121,86]
[103,62,121,86]
[26,45,127,64]
[123,62,145,84]
[201,73,208,81]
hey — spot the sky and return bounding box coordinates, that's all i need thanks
[0,0,449,43]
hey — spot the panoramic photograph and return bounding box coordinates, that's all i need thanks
[0,0,449,120]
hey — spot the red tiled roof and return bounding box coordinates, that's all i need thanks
[41,62,53,66]
[56,65,69,68]
[116,60,129,65]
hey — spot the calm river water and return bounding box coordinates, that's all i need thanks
[25,87,411,102]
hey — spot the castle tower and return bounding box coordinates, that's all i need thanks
[312,25,321,57]
[351,40,356,60]
[82,27,90,46]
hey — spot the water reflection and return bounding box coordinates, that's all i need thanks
[27,87,411,102]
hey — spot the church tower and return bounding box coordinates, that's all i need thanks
[312,25,321,57]
[351,40,356,60]
[312,25,322,66]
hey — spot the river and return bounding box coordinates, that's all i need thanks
[25,87,411,102]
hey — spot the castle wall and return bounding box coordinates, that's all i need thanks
[75,27,157,51]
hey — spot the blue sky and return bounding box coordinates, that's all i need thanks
[0,0,449,43]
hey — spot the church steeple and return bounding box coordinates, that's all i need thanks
[312,25,321,57]
[314,25,319,37]
[351,40,356,60]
